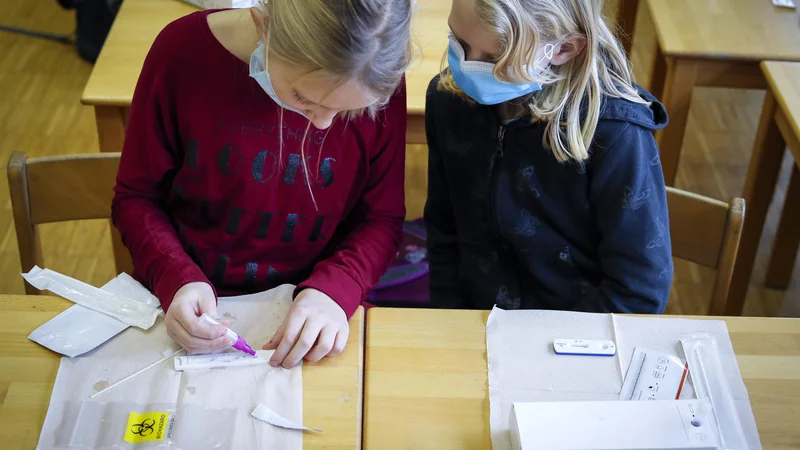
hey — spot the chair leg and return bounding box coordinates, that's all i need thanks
[765,164,800,289]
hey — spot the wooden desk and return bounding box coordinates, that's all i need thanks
[0,295,364,449]
[732,62,800,318]
[364,308,800,449]
[644,0,800,186]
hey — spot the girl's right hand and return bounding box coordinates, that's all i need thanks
[165,282,231,354]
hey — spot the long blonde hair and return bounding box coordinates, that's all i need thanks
[260,0,413,207]
[439,0,646,163]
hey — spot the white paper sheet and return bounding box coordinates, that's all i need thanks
[36,285,302,450]
[486,307,761,450]
[27,273,161,357]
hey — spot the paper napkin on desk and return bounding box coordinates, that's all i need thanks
[486,307,761,450]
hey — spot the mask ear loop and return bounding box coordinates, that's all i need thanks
[536,42,557,66]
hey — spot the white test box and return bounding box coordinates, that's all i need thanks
[509,400,719,450]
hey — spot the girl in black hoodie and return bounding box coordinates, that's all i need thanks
[425,0,672,313]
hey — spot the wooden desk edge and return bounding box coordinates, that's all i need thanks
[80,93,135,108]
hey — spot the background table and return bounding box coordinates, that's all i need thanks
[0,295,364,449]
[733,61,800,319]
[364,308,800,449]
[644,0,800,186]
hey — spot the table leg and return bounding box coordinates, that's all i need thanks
[406,114,426,145]
[765,164,800,289]
[655,58,698,186]
[95,105,127,154]
[728,91,786,315]
[94,105,133,274]
[648,42,668,101]
[617,0,639,55]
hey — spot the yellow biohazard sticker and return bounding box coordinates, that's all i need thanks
[123,411,170,443]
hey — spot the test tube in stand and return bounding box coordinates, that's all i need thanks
[198,313,256,356]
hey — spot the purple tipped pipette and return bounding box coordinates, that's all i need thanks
[199,313,256,356]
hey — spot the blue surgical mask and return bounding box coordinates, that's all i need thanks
[447,33,556,105]
[249,40,308,118]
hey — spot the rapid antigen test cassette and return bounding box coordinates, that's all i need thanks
[553,339,616,356]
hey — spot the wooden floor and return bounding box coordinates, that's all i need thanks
[1,0,797,316]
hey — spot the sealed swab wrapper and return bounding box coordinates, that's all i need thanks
[22,266,160,329]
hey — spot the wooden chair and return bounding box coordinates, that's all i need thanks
[7,151,133,295]
[666,187,745,316]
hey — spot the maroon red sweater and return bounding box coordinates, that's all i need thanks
[112,10,406,318]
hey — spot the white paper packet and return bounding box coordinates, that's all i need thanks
[22,266,160,329]
[27,273,162,357]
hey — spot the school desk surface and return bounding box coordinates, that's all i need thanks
[0,295,364,450]
[363,307,800,450]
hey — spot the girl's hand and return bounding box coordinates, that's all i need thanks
[264,288,349,368]
[165,282,230,354]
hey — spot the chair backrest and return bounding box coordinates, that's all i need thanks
[666,187,745,316]
[7,151,133,294]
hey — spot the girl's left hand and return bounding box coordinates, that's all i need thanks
[263,288,349,368]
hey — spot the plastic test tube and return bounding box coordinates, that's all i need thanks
[198,313,256,356]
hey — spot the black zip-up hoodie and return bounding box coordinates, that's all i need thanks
[424,76,673,313]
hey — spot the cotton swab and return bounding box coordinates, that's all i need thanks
[90,348,185,399]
